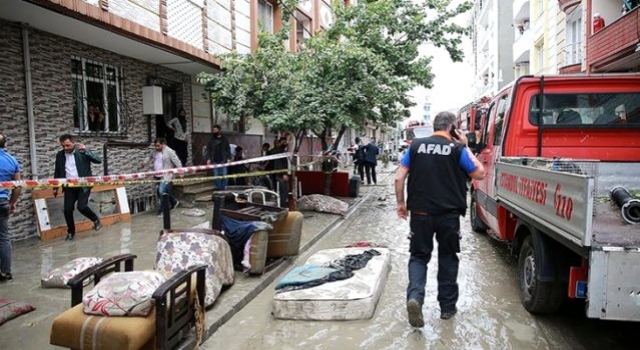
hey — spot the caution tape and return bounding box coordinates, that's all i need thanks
[0,153,291,189]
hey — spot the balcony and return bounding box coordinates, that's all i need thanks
[513,0,530,23]
[558,0,581,13]
[586,6,640,72]
[563,41,583,66]
[513,29,532,64]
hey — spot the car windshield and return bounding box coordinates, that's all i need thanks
[528,92,640,126]
[406,126,434,140]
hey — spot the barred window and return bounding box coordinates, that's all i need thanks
[71,57,124,134]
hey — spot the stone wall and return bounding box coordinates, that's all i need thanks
[0,19,192,241]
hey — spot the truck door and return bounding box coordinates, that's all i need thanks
[476,93,510,233]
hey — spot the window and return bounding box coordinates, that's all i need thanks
[528,93,640,126]
[493,95,509,146]
[565,6,583,65]
[71,57,123,133]
[258,0,274,33]
[295,10,312,51]
[536,0,544,16]
[536,43,545,70]
[480,103,495,146]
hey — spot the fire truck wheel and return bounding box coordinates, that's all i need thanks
[470,195,487,233]
[518,235,565,314]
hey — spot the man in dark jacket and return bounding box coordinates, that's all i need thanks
[363,138,379,185]
[205,125,232,189]
[395,112,486,326]
[53,134,102,241]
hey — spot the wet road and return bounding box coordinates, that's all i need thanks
[203,174,637,350]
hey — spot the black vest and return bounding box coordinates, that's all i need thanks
[406,135,468,215]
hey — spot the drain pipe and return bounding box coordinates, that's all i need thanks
[103,115,153,174]
[22,24,39,179]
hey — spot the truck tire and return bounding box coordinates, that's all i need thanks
[470,195,487,233]
[518,235,565,314]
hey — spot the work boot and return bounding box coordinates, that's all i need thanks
[440,307,457,320]
[93,219,102,231]
[65,232,75,241]
[406,299,424,327]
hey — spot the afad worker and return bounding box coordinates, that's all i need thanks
[394,111,486,327]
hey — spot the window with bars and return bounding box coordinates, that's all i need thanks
[71,57,125,134]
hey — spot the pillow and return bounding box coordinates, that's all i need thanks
[297,194,349,216]
[155,231,234,307]
[41,257,104,288]
[82,271,166,317]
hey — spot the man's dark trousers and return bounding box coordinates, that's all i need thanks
[63,187,99,234]
[406,212,461,313]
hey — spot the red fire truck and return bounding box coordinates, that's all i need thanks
[457,96,492,132]
[468,74,640,321]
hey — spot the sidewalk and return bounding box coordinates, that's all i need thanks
[0,165,397,349]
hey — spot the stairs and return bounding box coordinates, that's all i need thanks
[172,171,215,204]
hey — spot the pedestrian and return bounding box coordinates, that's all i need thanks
[394,111,486,326]
[166,108,189,166]
[352,137,365,182]
[0,134,21,282]
[205,125,232,189]
[53,134,102,241]
[271,137,290,207]
[229,145,248,186]
[363,138,379,185]
[141,138,182,217]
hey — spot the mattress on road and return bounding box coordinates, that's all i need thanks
[272,247,391,320]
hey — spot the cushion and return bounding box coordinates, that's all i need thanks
[41,257,104,288]
[0,299,35,326]
[50,304,155,350]
[155,231,234,307]
[297,194,348,216]
[83,271,166,317]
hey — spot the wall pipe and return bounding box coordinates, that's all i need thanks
[22,24,39,179]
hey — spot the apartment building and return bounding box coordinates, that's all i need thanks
[471,0,514,99]
[0,0,341,240]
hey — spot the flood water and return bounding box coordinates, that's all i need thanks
[203,174,637,350]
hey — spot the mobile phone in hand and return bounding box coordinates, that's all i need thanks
[450,125,459,140]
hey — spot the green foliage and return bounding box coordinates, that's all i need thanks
[198,0,471,151]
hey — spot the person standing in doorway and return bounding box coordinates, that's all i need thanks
[167,108,189,166]
[141,138,181,217]
[53,134,102,241]
[0,135,21,282]
[364,138,379,185]
[394,112,486,326]
[205,125,232,189]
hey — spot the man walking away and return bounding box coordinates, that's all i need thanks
[142,138,182,217]
[205,125,232,189]
[53,134,102,241]
[364,138,379,185]
[0,135,21,282]
[394,112,486,327]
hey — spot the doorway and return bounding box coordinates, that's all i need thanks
[155,87,177,142]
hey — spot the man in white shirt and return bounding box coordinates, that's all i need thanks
[142,138,182,217]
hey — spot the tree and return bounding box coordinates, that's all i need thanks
[199,0,471,194]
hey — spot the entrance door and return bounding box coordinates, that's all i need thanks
[156,88,177,143]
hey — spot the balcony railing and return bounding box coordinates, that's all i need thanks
[563,42,583,66]
[513,29,532,64]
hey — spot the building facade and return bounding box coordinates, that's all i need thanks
[471,0,515,99]
[0,0,341,241]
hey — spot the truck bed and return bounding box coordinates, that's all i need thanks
[592,200,640,247]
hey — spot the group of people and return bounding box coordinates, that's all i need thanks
[350,137,380,185]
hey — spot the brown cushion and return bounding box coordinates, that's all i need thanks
[268,211,303,258]
[249,229,269,274]
[50,304,156,350]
